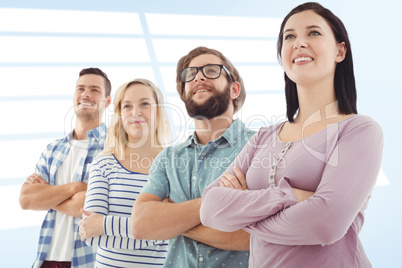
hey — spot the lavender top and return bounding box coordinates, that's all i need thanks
[200,115,383,268]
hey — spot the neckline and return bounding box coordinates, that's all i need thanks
[111,154,148,175]
[277,114,357,144]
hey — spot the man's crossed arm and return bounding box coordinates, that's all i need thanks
[19,173,87,217]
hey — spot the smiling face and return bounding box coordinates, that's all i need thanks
[182,54,234,119]
[73,74,111,122]
[120,84,157,143]
[281,10,346,87]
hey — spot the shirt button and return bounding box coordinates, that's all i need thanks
[199,257,204,262]
[192,176,197,181]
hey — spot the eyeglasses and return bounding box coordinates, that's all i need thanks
[179,64,233,83]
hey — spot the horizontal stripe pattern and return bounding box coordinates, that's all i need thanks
[84,153,167,267]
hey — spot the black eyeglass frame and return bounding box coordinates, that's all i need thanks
[179,64,234,84]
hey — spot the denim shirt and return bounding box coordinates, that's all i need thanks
[142,119,255,268]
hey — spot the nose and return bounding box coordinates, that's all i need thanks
[132,105,142,116]
[293,37,308,49]
[194,69,207,82]
[81,88,91,98]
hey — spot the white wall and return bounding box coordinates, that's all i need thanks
[0,0,400,267]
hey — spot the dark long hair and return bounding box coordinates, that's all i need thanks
[277,2,357,122]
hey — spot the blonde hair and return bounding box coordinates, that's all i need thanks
[102,78,172,159]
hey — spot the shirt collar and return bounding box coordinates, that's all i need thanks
[185,119,244,147]
[67,123,107,141]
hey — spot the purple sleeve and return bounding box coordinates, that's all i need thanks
[243,121,383,246]
[200,129,298,232]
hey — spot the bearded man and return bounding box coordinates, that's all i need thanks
[131,47,255,268]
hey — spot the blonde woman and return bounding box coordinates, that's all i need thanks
[78,79,172,267]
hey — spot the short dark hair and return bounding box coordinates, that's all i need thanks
[176,46,246,114]
[277,2,357,122]
[79,67,111,97]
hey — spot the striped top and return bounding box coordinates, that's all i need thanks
[84,153,168,267]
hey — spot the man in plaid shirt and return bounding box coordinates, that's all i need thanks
[19,68,112,268]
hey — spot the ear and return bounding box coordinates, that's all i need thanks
[105,96,112,108]
[335,42,347,63]
[230,81,241,100]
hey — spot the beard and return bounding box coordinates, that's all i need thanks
[184,84,231,120]
[76,110,99,121]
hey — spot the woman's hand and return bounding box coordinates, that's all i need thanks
[219,167,248,190]
[292,188,315,203]
[78,209,105,241]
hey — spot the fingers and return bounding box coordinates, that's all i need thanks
[25,174,35,184]
[219,176,234,188]
[79,229,87,241]
[78,216,92,241]
[219,168,248,190]
[25,173,47,184]
[78,209,92,240]
[80,209,92,217]
[162,197,175,203]
[78,219,86,241]
[78,212,104,241]
[233,167,248,190]
[35,175,47,184]
[219,172,242,189]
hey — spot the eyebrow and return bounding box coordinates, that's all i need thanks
[284,25,322,33]
[76,85,101,89]
[122,98,151,104]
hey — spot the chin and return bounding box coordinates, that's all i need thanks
[127,130,148,139]
[76,111,99,120]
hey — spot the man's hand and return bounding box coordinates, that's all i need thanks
[20,177,87,211]
[183,224,250,251]
[53,191,87,217]
[131,193,202,240]
[24,173,48,185]
[78,209,105,241]
[219,167,248,190]
[162,197,174,203]
[73,182,88,193]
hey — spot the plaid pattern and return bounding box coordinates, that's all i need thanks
[32,123,107,268]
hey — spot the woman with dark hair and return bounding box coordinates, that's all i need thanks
[200,2,383,267]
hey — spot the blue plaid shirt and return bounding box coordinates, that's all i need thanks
[32,123,107,268]
[142,119,255,268]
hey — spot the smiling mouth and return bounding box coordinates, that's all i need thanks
[129,120,145,124]
[194,89,211,94]
[293,57,314,63]
[78,102,94,108]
